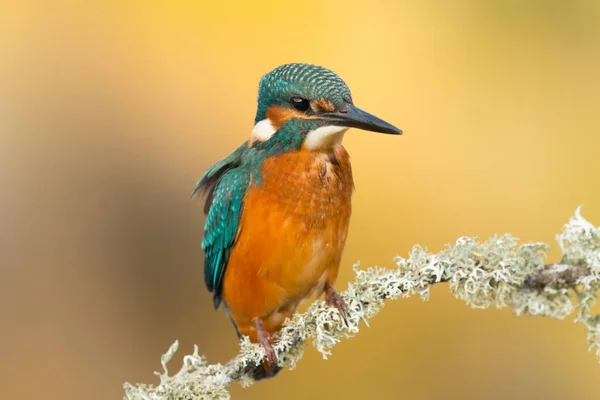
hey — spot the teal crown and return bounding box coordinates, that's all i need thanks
[254,63,353,123]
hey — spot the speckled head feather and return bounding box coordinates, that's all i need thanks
[254,63,353,123]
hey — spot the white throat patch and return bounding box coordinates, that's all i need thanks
[250,118,276,145]
[303,125,348,150]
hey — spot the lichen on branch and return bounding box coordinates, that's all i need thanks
[124,207,600,400]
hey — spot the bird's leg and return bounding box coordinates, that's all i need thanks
[324,283,349,326]
[252,318,277,367]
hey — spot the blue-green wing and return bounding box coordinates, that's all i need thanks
[191,142,248,214]
[192,142,250,309]
[201,169,249,308]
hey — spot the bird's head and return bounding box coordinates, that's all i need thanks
[250,63,402,152]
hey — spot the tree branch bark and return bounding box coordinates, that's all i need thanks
[124,207,600,400]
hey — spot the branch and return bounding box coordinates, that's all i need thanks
[524,263,590,289]
[124,207,600,400]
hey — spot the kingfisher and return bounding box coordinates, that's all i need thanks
[192,63,401,378]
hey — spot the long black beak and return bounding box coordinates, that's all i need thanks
[321,104,402,135]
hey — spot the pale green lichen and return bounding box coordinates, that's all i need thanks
[124,207,600,400]
[558,206,600,359]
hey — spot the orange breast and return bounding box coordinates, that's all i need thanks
[221,145,353,340]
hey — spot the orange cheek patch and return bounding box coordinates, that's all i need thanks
[266,105,318,129]
[313,98,336,112]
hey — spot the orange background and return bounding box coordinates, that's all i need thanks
[2,1,600,399]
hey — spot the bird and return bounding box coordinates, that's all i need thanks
[192,63,401,378]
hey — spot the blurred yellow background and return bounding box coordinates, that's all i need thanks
[2,0,600,399]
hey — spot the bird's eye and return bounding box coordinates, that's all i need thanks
[290,97,310,112]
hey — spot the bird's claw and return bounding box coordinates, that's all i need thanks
[253,318,278,367]
[325,284,349,327]
[261,340,278,368]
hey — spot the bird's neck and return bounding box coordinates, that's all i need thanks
[250,118,347,154]
[301,126,348,151]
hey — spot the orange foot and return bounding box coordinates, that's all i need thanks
[252,318,277,367]
[325,284,349,326]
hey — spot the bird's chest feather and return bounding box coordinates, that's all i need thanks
[229,146,353,297]
[257,145,353,228]
[222,146,354,323]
